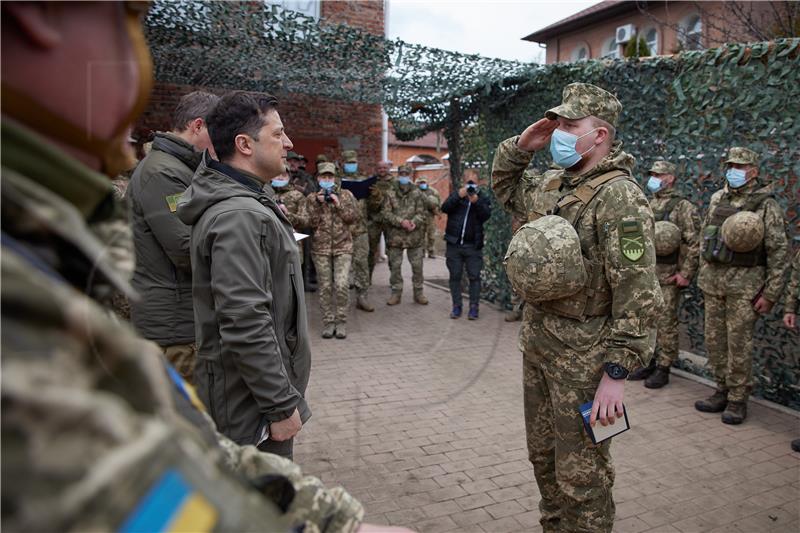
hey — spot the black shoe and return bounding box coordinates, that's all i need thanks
[721,401,747,424]
[629,359,656,381]
[792,439,800,453]
[644,366,670,389]
[695,389,728,413]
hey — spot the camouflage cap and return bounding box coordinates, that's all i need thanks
[545,82,622,127]
[298,154,307,162]
[316,154,328,163]
[725,147,759,165]
[416,176,428,183]
[317,162,337,176]
[287,151,300,160]
[397,164,413,174]
[342,150,358,162]
[721,211,764,252]
[649,160,676,175]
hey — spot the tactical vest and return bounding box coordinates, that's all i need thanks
[653,196,682,265]
[535,170,630,321]
[702,192,769,267]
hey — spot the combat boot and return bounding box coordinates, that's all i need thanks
[321,324,335,339]
[721,401,747,425]
[629,358,656,380]
[644,366,670,389]
[504,307,522,322]
[695,389,728,413]
[335,324,347,339]
[414,291,428,305]
[356,293,374,312]
[386,292,402,306]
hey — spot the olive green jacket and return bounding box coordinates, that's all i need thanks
[378,182,429,249]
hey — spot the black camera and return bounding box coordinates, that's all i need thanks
[466,183,478,196]
[323,188,334,203]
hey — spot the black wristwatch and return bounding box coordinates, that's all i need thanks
[603,362,629,380]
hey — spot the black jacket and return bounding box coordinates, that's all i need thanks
[128,132,201,345]
[441,191,492,249]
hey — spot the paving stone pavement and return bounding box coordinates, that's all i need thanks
[295,256,800,533]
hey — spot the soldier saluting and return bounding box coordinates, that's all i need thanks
[493,83,661,532]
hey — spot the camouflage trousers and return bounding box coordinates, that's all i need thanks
[655,283,680,367]
[704,293,757,402]
[351,232,370,295]
[162,343,197,384]
[367,222,385,278]
[388,246,424,294]
[313,253,352,326]
[424,217,436,255]
[523,355,614,533]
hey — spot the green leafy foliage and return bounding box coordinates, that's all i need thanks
[624,36,651,58]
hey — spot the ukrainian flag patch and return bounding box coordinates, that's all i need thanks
[119,469,218,533]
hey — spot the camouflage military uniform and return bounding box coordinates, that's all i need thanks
[492,84,661,533]
[304,184,360,332]
[367,176,395,277]
[647,162,701,369]
[274,183,308,228]
[697,148,788,406]
[784,249,800,316]
[379,180,430,302]
[1,119,364,532]
[418,179,442,257]
[341,150,371,299]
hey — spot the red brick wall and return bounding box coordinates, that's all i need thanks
[135,1,386,175]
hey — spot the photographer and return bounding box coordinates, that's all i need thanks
[441,179,492,319]
[304,162,359,339]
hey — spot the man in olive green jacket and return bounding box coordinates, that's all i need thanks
[178,92,310,459]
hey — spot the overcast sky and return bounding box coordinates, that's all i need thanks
[387,0,597,63]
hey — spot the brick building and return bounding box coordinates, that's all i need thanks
[523,0,782,64]
[136,0,387,176]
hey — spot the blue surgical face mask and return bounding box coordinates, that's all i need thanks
[419,183,428,190]
[646,176,662,193]
[343,162,358,174]
[318,180,335,190]
[726,168,748,189]
[549,128,598,169]
[271,178,289,188]
[398,176,412,185]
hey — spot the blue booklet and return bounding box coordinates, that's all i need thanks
[580,401,630,444]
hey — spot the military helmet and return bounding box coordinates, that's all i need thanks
[721,211,764,252]
[654,221,681,256]
[504,215,588,303]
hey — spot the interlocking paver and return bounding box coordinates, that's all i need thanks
[295,258,800,532]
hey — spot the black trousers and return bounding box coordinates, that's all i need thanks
[445,242,483,307]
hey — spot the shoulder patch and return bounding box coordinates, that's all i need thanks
[165,194,182,213]
[619,220,645,262]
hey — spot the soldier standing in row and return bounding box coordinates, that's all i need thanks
[341,149,375,312]
[630,160,701,388]
[695,147,788,424]
[367,160,394,283]
[304,162,360,339]
[380,164,431,305]
[783,248,799,331]
[272,169,307,228]
[417,176,441,258]
[493,83,661,532]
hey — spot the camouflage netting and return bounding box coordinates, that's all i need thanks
[145,2,799,408]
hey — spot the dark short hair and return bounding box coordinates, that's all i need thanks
[171,91,220,131]
[206,91,279,162]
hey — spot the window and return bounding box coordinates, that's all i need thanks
[602,37,620,59]
[681,15,703,50]
[644,27,658,55]
[571,44,590,62]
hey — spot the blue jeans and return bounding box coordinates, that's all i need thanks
[445,242,483,307]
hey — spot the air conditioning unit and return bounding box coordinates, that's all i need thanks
[616,24,636,44]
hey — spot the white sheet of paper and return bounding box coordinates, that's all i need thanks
[294,232,309,242]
